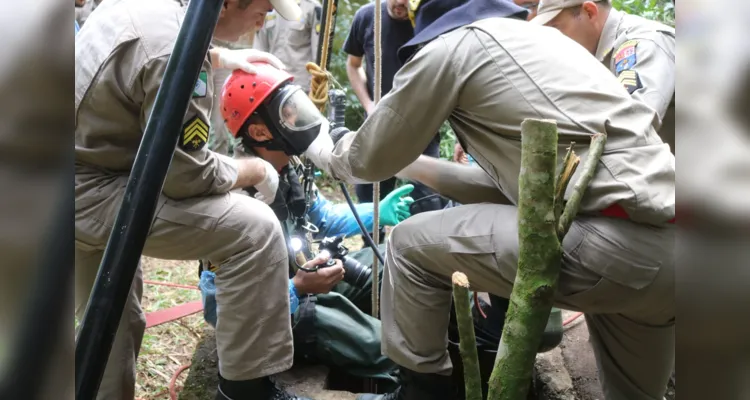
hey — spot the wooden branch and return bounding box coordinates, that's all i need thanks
[452,272,483,400]
[488,119,561,400]
[554,143,580,221]
[557,133,607,238]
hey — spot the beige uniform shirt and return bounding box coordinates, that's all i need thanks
[596,9,675,153]
[75,0,238,203]
[324,17,675,226]
[254,0,322,90]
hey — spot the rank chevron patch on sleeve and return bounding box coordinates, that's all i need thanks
[181,115,209,151]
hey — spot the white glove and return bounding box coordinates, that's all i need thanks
[303,121,334,171]
[254,159,280,205]
[216,48,286,74]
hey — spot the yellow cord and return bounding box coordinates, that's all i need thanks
[307,0,336,113]
[306,62,330,112]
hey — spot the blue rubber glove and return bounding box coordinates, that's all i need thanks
[379,184,415,226]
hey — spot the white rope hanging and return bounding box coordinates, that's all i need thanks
[371,0,383,319]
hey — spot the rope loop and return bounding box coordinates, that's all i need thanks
[306,62,331,112]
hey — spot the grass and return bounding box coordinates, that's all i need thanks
[135,258,204,400]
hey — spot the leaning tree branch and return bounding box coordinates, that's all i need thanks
[557,133,606,239]
[554,143,580,222]
[452,272,483,400]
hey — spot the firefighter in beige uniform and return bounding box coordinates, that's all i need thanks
[254,0,321,91]
[301,0,676,398]
[532,0,675,154]
[74,1,331,399]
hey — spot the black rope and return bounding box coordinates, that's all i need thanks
[340,182,386,265]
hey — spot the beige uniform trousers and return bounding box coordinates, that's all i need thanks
[75,180,294,400]
[381,203,674,400]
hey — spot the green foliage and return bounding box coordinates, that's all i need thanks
[612,0,675,26]
[328,0,369,131]
[439,122,457,160]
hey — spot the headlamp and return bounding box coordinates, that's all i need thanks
[290,236,304,252]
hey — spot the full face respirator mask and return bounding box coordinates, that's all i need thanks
[220,64,327,156]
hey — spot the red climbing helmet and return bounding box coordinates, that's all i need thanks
[220,62,327,156]
[220,62,294,137]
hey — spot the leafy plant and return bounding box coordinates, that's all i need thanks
[327,0,368,131]
[612,0,675,26]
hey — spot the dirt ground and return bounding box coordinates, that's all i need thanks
[557,310,675,400]
[179,328,358,400]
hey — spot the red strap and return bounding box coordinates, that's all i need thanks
[146,301,204,329]
[601,203,676,224]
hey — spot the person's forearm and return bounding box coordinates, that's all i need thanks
[397,155,511,205]
[231,157,268,190]
[208,48,224,66]
[346,62,373,111]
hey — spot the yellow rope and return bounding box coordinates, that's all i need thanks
[307,0,336,113]
[306,62,330,112]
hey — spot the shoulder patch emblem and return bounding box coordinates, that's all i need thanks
[618,70,642,94]
[193,71,207,98]
[614,39,639,74]
[182,115,209,152]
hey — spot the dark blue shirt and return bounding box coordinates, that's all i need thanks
[342,2,414,101]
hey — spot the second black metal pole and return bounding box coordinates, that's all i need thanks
[74,1,223,398]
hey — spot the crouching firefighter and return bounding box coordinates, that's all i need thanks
[199,63,418,397]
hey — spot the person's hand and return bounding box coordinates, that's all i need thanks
[379,184,415,226]
[453,142,468,164]
[292,253,345,295]
[254,159,279,205]
[216,48,286,74]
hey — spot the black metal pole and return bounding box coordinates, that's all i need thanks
[74,1,223,398]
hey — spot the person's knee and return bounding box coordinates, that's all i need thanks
[229,195,286,262]
[388,219,413,257]
[389,212,435,253]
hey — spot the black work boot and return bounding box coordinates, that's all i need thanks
[215,374,312,400]
[356,368,456,400]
